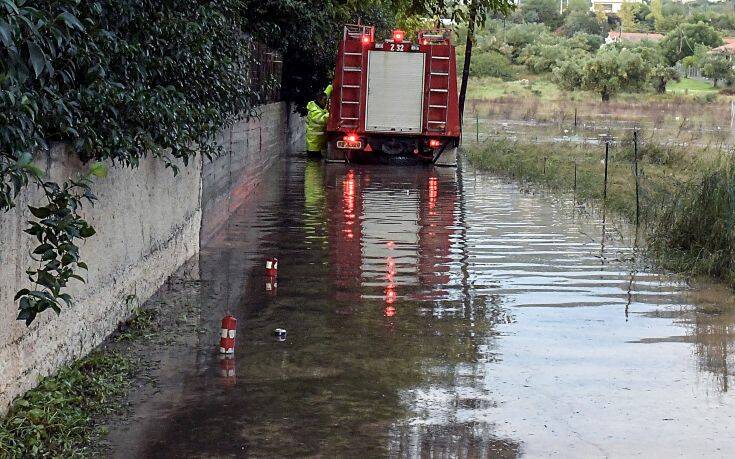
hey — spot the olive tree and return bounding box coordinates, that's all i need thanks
[580,47,650,101]
[701,53,734,87]
[660,22,723,64]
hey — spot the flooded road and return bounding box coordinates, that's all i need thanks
[107,156,735,457]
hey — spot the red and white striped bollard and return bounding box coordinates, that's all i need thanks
[265,257,278,278]
[219,315,237,354]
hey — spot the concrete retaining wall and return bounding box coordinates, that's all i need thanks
[202,102,303,240]
[0,102,302,414]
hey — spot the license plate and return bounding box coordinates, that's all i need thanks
[337,140,362,149]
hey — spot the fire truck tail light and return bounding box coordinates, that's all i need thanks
[429,139,441,148]
[345,134,357,143]
[393,30,404,42]
[361,35,370,45]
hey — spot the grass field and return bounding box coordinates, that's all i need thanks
[666,78,718,95]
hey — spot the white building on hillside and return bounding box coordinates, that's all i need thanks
[591,0,643,14]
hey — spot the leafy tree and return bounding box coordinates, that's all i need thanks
[647,0,687,32]
[619,2,637,32]
[626,40,667,67]
[568,32,604,51]
[520,0,563,29]
[710,14,735,33]
[619,2,652,32]
[660,22,723,64]
[500,22,549,61]
[561,11,604,37]
[520,34,594,73]
[580,47,650,101]
[680,43,711,78]
[553,59,585,91]
[648,0,665,30]
[649,65,680,93]
[701,53,733,87]
[632,3,653,28]
[566,0,592,13]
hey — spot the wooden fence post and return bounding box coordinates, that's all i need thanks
[603,142,609,202]
[634,131,640,227]
[476,112,479,143]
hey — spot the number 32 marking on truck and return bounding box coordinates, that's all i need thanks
[389,44,404,52]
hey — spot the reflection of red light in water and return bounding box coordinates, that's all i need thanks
[386,257,396,274]
[385,285,397,304]
[384,305,396,317]
[428,176,438,212]
[387,240,395,249]
[385,255,397,303]
[343,171,356,241]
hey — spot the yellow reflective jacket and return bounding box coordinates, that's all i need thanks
[306,100,329,152]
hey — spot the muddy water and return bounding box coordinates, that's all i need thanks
[106,156,735,458]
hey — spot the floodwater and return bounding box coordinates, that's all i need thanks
[106,155,735,458]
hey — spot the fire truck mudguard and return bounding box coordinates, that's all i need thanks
[325,25,461,166]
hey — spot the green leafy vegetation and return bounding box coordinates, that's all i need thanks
[0,305,162,456]
[469,50,514,79]
[660,21,723,64]
[0,351,135,457]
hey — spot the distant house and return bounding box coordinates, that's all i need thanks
[591,0,643,14]
[710,42,735,55]
[605,31,664,45]
[708,41,735,65]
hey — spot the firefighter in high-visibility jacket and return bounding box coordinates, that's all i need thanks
[305,84,332,156]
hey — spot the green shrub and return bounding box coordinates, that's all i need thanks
[470,51,514,80]
[553,60,584,90]
[0,352,134,456]
[501,23,549,61]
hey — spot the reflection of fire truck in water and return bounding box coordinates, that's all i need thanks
[325,25,461,166]
[320,166,459,309]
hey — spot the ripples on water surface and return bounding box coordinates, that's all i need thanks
[108,157,735,458]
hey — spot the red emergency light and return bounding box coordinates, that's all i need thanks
[361,35,370,45]
[428,139,441,148]
[392,30,404,42]
[344,134,357,143]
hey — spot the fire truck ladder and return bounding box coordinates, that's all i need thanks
[425,45,451,133]
[338,25,373,129]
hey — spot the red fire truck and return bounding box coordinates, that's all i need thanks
[325,24,461,166]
